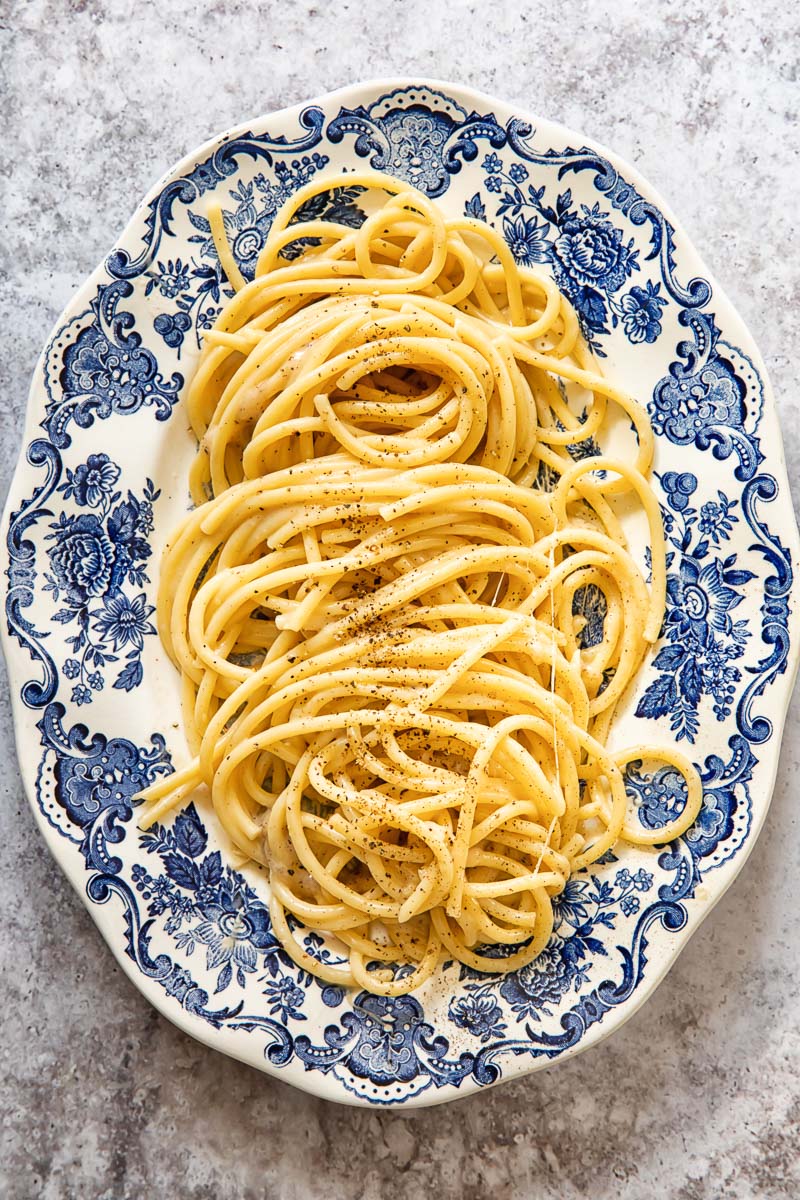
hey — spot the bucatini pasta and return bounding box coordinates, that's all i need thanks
[137,172,702,995]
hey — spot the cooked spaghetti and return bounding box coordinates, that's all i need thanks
[137,171,702,995]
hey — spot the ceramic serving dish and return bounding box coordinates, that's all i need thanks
[3,79,798,1107]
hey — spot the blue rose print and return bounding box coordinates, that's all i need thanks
[468,160,649,352]
[499,942,581,1020]
[43,468,161,702]
[549,206,638,338]
[59,453,120,509]
[552,211,634,293]
[449,994,507,1043]
[48,513,116,604]
[617,281,668,343]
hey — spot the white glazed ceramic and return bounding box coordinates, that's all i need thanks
[3,79,798,1107]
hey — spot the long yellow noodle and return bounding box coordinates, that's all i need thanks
[137,172,702,996]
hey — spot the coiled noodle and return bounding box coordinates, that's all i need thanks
[138,172,702,995]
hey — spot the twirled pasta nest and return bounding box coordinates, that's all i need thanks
[139,173,700,996]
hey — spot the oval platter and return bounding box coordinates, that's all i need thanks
[2,78,799,1107]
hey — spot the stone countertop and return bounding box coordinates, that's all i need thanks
[1,2,798,1196]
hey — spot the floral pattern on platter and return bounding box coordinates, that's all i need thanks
[464,155,667,354]
[32,696,752,1104]
[636,471,754,741]
[449,863,653,1036]
[136,806,289,995]
[3,82,798,1107]
[42,457,160,703]
[147,155,366,356]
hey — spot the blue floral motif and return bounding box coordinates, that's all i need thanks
[448,994,507,1043]
[552,207,636,297]
[60,453,120,508]
[263,977,307,1023]
[699,494,738,543]
[93,592,156,652]
[504,120,713,311]
[617,281,668,343]
[499,942,581,1020]
[42,467,160,701]
[188,158,358,274]
[150,158,364,354]
[38,705,272,1029]
[105,109,328,280]
[547,203,637,347]
[48,513,116,603]
[503,213,550,266]
[134,804,341,1013]
[193,891,273,984]
[147,258,191,299]
[139,805,282,994]
[467,161,648,353]
[449,869,655,1026]
[552,876,593,924]
[668,557,741,643]
[636,472,754,740]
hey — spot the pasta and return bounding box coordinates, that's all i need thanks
[137,171,702,995]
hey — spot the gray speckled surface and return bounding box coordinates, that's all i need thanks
[2,2,799,1196]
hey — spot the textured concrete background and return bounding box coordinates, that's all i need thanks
[2,1,799,1196]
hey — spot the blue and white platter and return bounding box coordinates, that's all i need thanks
[2,79,798,1107]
